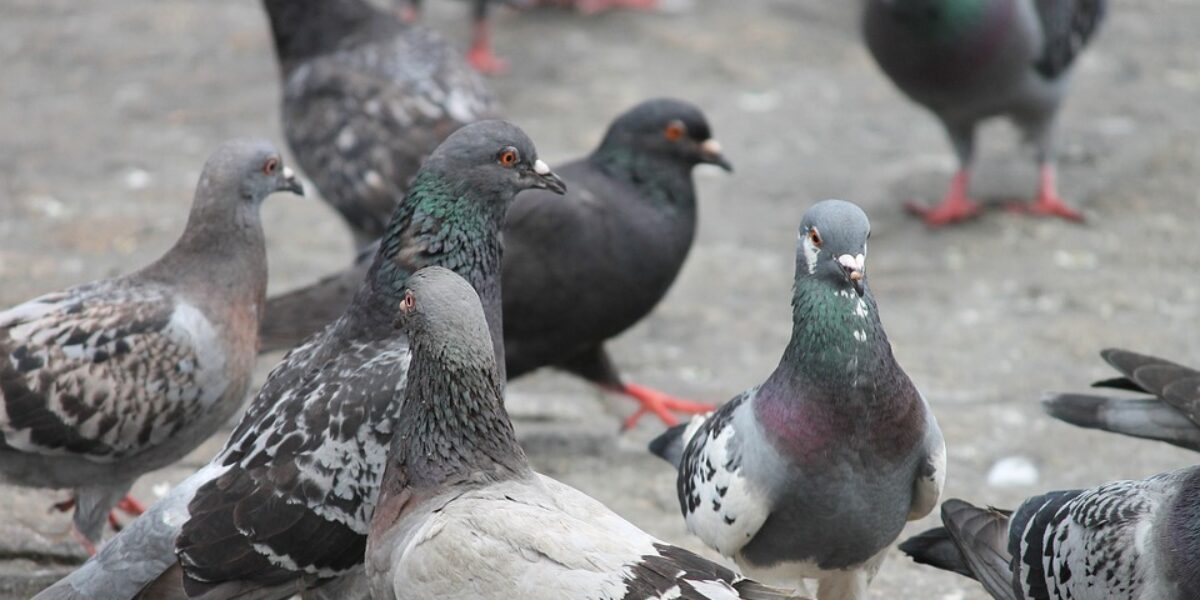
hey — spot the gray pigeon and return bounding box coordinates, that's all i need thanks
[649,200,945,600]
[862,0,1107,226]
[33,121,563,600]
[1042,348,1200,452]
[366,266,808,600]
[901,475,1200,599]
[0,139,299,555]
[258,99,731,431]
[262,0,498,249]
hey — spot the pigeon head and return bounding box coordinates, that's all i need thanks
[198,138,304,207]
[598,98,732,171]
[394,266,497,374]
[422,120,567,201]
[796,199,871,297]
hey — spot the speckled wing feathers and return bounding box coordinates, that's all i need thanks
[1033,0,1107,78]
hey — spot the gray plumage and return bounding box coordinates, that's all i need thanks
[902,469,1200,599]
[365,267,808,600]
[1,139,298,552]
[35,122,561,600]
[1043,349,1200,452]
[263,0,498,249]
[649,200,945,600]
[862,0,1107,224]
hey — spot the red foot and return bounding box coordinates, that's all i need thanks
[398,4,419,23]
[467,45,509,75]
[70,527,97,557]
[1008,166,1084,222]
[614,383,714,430]
[904,170,982,227]
[114,495,146,516]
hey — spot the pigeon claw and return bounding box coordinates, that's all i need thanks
[618,383,714,431]
[115,494,146,516]
[467,44,509,75]
[1010,194,1086,223]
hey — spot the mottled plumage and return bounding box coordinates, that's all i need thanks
[0,139,298,552]
[263,0,498,249]
[365,267,806,600]
[1043,349,1200,451]
[650,201,945,600]
[35,122,560,600]
[862,0,1107,225]
[902,469,1200,599]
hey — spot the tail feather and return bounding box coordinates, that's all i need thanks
[259,260,367,353]
[898,526,973,579]
[648,422,690,468]
[731,578,812,600]
[1042,392,1200,452]
[939,499,1018,600]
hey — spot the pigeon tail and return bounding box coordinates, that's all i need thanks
[648,422,690,468]
[1041,393,1200,452]
[259,259,366,353]
[939,499,1018,600]
[897,527,972,579]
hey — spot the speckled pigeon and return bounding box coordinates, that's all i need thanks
[1042,348,1200,452]
[366,266,808,600]
[650,200,945,600]
[0,139,299,555]
[33,121,563,600]
[901,472,1200,599]
[862,0,1107,225]
[262,0,498,249]
[258,98,731,430]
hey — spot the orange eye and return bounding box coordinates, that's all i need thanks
[808,228,822,248]
[262,157,279,175]
[498,147,519,168]
[401,291,416,312]
[664,121,686,142]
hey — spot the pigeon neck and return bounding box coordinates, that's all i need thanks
[390,342,529,492]
[353,170,506,375]
[589,146,698,211]
[879,0,994,42]
[262,0,385,67]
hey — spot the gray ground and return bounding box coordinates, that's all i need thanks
[2,0,1199,598]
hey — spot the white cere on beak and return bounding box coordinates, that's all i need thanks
[534,159,551,176]
[838,253,866,273]
[283,166,295,179]
[701,139,722,155]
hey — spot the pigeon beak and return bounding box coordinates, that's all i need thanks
[837,253,866,297]
[530,159,567,195]
[281,166,304,196]
[699,139,733,172]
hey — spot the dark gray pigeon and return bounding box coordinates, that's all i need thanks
[1042,348,1200,452]
[258,98,731,430]
[33,121,563,600]
[262,0,498,249]
[0,139,299,555]
[901,475,1200,599]
[650,200,945,600]
[862,0,1107,226]
[365,266,808,600]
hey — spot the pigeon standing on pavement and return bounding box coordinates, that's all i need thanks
[650,200,945,600]
[901,471,1200,599]
[365,267,807,600]
[0,139,300,554]
[33,122,563,600]
[1042,348,1200,452]
[262,0,498,250]
[862,0,1107,225]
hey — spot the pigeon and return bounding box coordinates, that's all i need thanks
[862,0,1107,225]
[33,122,563,600]
[262,0,499,250]
[0,139,299,555]
[649,200,946,600]
[259,98,732,430]
[1042,348,1200,452]
[365,266,808,600]
[900,473,1200,599]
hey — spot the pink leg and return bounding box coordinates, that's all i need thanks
[905,170,984,227]
[1018,165,1085,222]
[606,383,714,430]
[115,495,146,516]
[466,21,509,75]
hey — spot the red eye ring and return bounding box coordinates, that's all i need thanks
[498,147,519,167]
[808,228,822,247]
[262,157,279,175]
[401,291,416,312]
[664,121,686,142]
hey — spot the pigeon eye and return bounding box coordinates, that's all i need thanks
[401,291,416,313]
[664,121,687,142]
[808,228,823,248]
[498,147,520,168]
[262,157,279,175]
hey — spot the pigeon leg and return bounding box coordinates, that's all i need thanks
[905,170,983,226]
[399,2,420,23]
[466,8,508,74]
[70,526,97,557]
[1013,164,1085,222]
[115,495,146,516]
[614,383,715,430]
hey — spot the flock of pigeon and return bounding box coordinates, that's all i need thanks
[5,0,1195,599]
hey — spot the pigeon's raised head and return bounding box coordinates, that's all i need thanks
[394,266,495,367]
[200,138,304,205]
[797,199,871,296]
[424,120,566,198]
[599,98,731,171]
